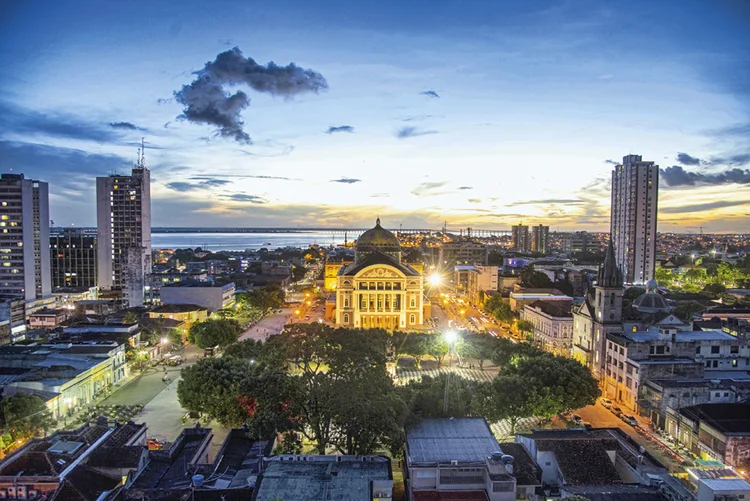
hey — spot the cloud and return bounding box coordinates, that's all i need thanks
[604,159,619,165]
[458,186,473,190]
[396,126,438,139]
[402,114,435,122]
[0,102,129,143]
[191,174,297,181]
[326,125,354,134]
[174,47,328,143]
[676,152,704,166]
[420,90,440,98]
[660,165,750,187]
[411,181,451,196]
[660,200,749,213]
[370,193,389,198]
[109,121,138,130]
[506,198,585,206]
[223,193,268,204]
[331,178,361,184]
[165,177,232,192]
[468,198,482,204]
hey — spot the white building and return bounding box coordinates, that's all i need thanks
[96,152,151,307]
[610,154,658,284]
[160,281,236,312]
[530,224,549,254]
[0,173,52,302]
[521,300,573,357]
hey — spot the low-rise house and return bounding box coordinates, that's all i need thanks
[509,288,572,313]
[405,417,517,501]
[665,403,750,468]
[160,281,236,312]
[255,455,392,501]
[28,308,68,329]
[148,304,208,333]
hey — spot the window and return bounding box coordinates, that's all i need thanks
[713,360,719,368]
[732,359,738,368]
[730,346,739,354]
[343,313,349,324]
[409,314,416,324]
[696,346,701,354]
[344,298,349,308]
[711,346,720,354]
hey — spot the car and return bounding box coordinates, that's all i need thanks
[600,398,612,409]
[610,405,623,416]
[622,414,639,427]
[570,414,584,425]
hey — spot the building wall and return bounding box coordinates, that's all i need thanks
[521,305,572,356]
[0,174,51,302]
[50,228,97,289]
[611,155,658,284]
[160,284,235,312]
[531,225,549,254]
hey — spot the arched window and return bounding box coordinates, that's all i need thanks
[409,314,416,324]
[343,280,351,286]
[343,313,349,324]
[610,293,615,306]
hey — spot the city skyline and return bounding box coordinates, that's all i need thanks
[1,0,749,232]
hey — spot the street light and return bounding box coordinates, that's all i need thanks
[428,273,443,286]
[444,331,458,367]
[161,337,168,345]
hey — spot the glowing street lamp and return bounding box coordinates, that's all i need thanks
[444,330,458,344]
[161,337,168,345]
[428,273,443,286]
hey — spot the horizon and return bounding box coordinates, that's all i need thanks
[1,0,749,232]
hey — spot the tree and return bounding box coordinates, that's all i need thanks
[504,353,600,413]
[472,375,545,436]
[187,319,243,349]
[456,334,498,370]
[123,311,138,325]
[424,337,449,366]
[624,287,646,302]
[516,320,534,339]
[292,265,308,283]
[484,295,514,323]
[674,301,707,320]
[655,267,677,287]
[223,339,266,361]
[167,328,184,349]
[177,357,255,427]
[520,265,553,288]
[398,374,479,426]
[242,284,286,313]
[0,393,54,440]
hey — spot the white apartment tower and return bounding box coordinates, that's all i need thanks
[610,154,658,284]
[0,174,51,301]
[96,148,151,307]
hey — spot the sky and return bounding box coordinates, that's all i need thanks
[1,0,749,232]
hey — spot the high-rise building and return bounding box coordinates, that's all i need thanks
[50,227,97,289]
[610,154,658,284]
[0,173,51,301]
[531,224,549,254]
[96,151,151,307]
[511,224,530,252]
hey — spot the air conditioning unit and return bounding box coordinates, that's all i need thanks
[451,460,458,466]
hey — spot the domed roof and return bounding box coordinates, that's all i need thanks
[356,218,401,251]
[355,218,401,264]
[646,279,659,292]
[632,291,670,314]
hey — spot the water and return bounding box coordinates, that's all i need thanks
[151,232,348,251]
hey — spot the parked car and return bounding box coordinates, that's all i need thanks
[622,414,639,427]
[610,405,623,416]
[600,398,612,409]
[571,414,584,425]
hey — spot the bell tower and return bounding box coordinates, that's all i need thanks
[595,240,623,324]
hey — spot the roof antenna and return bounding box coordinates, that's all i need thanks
[138,137,146,168]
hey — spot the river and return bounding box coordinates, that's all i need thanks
[151,232,347,251]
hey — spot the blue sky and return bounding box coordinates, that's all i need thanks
[1,0,749,231]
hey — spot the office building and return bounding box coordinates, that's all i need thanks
[159,281,236,312]
[530,224,549,254]
[611,154,658,284]
[511,224,530,252]
[0,173,51,302]
[96,152,151,307]
[437,240,488,266]
[50,227,97,289]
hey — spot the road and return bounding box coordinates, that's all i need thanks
[239,307,294,341]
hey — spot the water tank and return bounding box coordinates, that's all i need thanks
[491,451,503,461]
[192,474,204,487]
[501,454,514,465]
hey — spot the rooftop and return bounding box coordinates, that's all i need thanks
[406,418,501,464]
[498,442,541,486]
[412,492,489,501]
[130,427,212,490]
[150,304,208,314]
[254,455,391,501]
[535,439,621,485]
[678,403,750,435]
[624,330,736,343]
[562,484,666,501]
[526,300,572,318]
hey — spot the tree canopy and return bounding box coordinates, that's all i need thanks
[0,393,54,441]
[484,294,514,323]
[187,319,243,349]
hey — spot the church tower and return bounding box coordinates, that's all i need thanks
[594,240,624,324]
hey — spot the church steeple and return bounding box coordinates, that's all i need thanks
[598,239,623,288]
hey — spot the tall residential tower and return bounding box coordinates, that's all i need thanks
[610,154,658,284]
[96,149,151,307]
[0,174,51,301]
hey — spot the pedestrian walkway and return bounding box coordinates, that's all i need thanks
[396,366,497,385]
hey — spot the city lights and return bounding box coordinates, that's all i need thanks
[444,330,458,344]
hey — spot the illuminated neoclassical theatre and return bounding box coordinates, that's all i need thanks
[327,219,430,330]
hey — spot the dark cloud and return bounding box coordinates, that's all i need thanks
[458,186,473,190]
[109,121,138,130]
[174,47,328,143]
[420,90,440,98]
[157,98,172,105]
[604,159,619,165]
[331,178,361,184]
[165,178,232,192]
[402,114,434,122]
[223,193,268,204]
[506,198,585,206]
[676,152,704,166]
[660,165,750,187]
[711,153,750,166]
[326,125,354,134]
[660,200,749,213]
[0,102,127,143]
[396,126,438,139]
